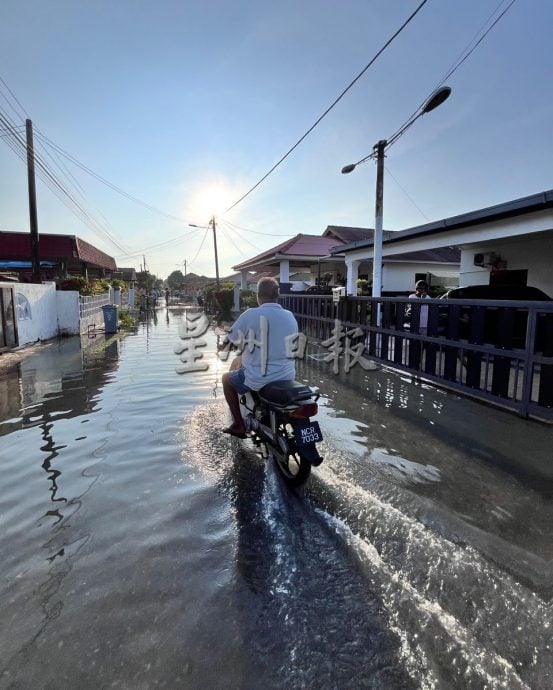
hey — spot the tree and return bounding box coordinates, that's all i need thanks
[167,270,185,289]
[136,271,157,291]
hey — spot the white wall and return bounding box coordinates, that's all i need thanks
[459,235,553,295]
[383,263,420,292]
[56,291,80,335]
[383,262,460,292]
[0,282,81,347]
[10,282,58,345]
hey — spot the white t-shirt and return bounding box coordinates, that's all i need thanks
[228,302,298,389]
[408,293,430,329]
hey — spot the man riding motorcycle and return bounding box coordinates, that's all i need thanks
[221,277,298,438]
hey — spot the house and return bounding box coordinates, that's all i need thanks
[331,189,553,297]
[0,231,117,283]
[113,267,137,289]
[221,271,258,291]
[233,234,344,290]
[232,228,460,294]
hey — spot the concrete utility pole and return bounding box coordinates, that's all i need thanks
[188,219,220,287]
[211,216,220,289]
[372,139,386,299]
[26,119,41,283]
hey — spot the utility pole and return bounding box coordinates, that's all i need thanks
[183,259,187,278]
[26,119,41,283]
[372,139,386,300]
[211,216,220,288]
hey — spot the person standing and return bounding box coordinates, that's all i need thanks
[406,280,431,334]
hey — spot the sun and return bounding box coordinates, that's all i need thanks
[190,181,235,221]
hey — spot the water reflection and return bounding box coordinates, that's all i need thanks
[0,335,121,525]
[0,335,120,436]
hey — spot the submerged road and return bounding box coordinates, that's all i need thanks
[0,307,550,689]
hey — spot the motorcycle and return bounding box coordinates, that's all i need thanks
[239,380,324,486]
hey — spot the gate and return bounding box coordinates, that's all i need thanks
[0,287,18,352]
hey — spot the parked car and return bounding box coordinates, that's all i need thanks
[441,284,551,301]
[439,284,552,348]
[304,285,333,295]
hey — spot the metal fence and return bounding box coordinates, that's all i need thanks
[280,293,553,421]
[79,293,111,319]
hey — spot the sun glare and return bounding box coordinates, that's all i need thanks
[190,182,235,221]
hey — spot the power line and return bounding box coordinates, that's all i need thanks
[385,164,429,221]
[114,227,205,259]
[0,109,129,254]
[224,0,430,214]
[386,0,518,151]
[0,75,29,120]
[218,219,262,254]
[34,130,193,223]
[218,223,250,258]
[188,227,210,270]
[220,218,294,237]
[220,219,263,252]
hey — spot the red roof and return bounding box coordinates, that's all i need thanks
[233,234,343,271]
[0,231,116,270]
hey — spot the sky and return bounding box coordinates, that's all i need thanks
[1,0,552,280]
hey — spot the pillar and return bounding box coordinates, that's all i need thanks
[279,259,290,283]
[345,259,360,295]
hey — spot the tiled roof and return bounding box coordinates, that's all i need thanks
[116,267,137,281]
[323,225,393,243]
[0,231,116,270]
[387,247,461,263]
[233,234,344,271]
[74,237,117,270]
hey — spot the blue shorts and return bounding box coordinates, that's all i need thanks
[227,367,252,395]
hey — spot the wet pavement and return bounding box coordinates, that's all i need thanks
[0,307,551,689]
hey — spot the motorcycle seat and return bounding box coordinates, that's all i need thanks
[258,379,313,405]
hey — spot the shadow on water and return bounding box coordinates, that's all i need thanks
[183,402,415,689]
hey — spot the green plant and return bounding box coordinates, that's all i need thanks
[111,278,126,292]
[430,285,448,298]
[118,309,136,328]
[60,276,87,293]
[356,279,371,296]
[240,289,257,309]
[203,281,235,315]
[214,288,234,322]
[91,279,111,295]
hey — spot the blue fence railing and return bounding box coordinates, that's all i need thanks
[280,293,553,421]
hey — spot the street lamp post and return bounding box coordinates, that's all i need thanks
[189,217,220,289]
[210,216,220,289]
[342,86,452,299]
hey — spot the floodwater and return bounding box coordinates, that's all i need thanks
[0,307,551,689]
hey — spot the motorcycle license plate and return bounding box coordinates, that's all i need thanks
[293,420,323,445]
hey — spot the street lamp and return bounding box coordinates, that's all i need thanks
[189,216,220,288]
[341,86,452,299]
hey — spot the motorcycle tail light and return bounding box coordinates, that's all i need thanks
[289,403,318,419]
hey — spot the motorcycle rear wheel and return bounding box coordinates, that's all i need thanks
[266,427,311,486]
